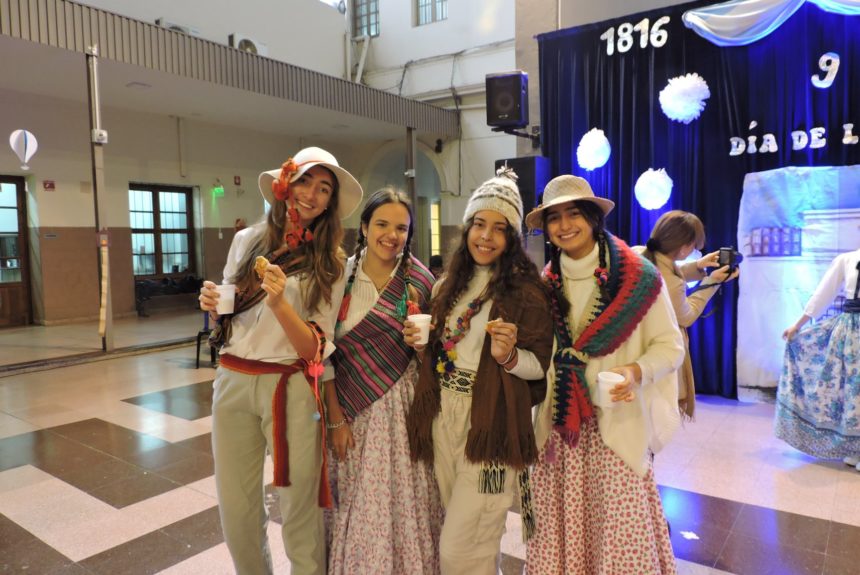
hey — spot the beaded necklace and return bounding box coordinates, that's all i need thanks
[435,295,486,375]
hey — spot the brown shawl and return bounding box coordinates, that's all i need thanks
[407,281,554,469]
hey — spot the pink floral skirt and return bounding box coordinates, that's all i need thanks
[526,421,676,575]
[327,361,442,575]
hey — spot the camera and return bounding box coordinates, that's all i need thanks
[718,247,743,272]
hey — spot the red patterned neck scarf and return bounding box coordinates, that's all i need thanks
[543,232,663,445]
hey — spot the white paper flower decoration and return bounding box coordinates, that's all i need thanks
[576,128,611,171]
[635,168,673,210]
[659,73,710,124]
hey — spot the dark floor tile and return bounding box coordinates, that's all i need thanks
[123,381,213,421]
[0,512,41,549]
[823,552,860,575]
[30,434,112,477]
[47,419,169,459]
[125,443,197,470]
[826,521,860,560]
[159,505,223,553]
[669,520,729,568]
[500,552,525,575]
[658,485,744,531]
[173,432,212,455]
[77,528,196,575]
[0,536,76,574]
[732,503,830,553]
[88,470,180,508]
[150,451,214,485]
[57,455,142,494]
[715,531,825,575]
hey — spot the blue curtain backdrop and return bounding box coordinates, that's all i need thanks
[538,0,859,397]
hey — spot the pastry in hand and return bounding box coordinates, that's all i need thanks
[486,317,503,333]
[254,256,270,279]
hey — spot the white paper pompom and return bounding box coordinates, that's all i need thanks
[635,168,673,210]
[576,128,611,171]
[659,73,710,124]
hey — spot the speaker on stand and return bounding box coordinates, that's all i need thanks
[486,71,529,129]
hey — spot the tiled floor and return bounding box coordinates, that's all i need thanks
[2,343,860,574]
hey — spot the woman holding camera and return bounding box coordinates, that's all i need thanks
[635,210,739,419]
[776,248,860,465]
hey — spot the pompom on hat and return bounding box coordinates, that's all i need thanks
[525,175,615,231]
[463,166,524,235]
[257,146,363,220]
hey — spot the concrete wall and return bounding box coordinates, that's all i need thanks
[74,0,349,78]
[0,85,379,323]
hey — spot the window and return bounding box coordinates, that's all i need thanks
[353,0,379,37]
[129,185,194,277]
[429,201,441,255]
[417,0,447,26]
[0,182,21,283]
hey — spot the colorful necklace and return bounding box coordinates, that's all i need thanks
[435,295,486,375]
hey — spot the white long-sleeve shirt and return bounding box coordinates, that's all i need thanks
[535,244,685,476]
[804,248,860,318]
[219,226,345,365]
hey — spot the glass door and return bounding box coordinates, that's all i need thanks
[0,177,30,327]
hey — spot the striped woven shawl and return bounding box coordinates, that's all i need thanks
[545,232,663,445]
[333,257,433,419]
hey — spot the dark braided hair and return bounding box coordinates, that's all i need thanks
[545,199,610,316]
[430,216,546,343]
[344,187,420,307]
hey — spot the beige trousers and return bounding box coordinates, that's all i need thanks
[212,368,325,575]
[432,387,515,575]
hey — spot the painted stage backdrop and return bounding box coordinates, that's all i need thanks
[538,0,859,396]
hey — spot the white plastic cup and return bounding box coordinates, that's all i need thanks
[407,314,432,345]
[596,371,626,409]
[215,284,237,315]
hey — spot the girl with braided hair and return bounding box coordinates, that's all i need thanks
[404,168,554,575]
[199,147,362,574]
[324,187,442,574]
[524,175,685,574]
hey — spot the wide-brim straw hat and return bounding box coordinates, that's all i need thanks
[257,146,363,220]
[525,175,615,230]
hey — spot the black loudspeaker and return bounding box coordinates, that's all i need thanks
[486,71,529,129]
[494,156,551,220]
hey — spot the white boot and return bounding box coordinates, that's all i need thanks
[844,456,860,467]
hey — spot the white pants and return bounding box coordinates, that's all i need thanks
[212,368,325,575]
[432,387,515,575]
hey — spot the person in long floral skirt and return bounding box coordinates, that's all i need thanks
[525,175,685,574]
[776,248,860,467]
[325,187,442,574]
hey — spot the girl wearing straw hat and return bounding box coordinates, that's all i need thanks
[525,175,684,574]
[403,168,554,575]
[199,146,362,574]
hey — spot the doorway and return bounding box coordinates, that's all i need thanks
[0,176,31,327]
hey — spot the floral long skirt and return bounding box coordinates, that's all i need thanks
[327,361,443,575]
[526,421,676,575]
[775,312,860,458]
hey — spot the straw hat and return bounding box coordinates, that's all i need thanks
[525,175,614,230]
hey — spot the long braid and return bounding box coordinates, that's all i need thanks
[337,230,365,323]
[596,231,611,305]
[549,245,571,319]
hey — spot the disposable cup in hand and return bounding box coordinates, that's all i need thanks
[215,284,236,315]
[407,314,432,345]
[596,371,626,409]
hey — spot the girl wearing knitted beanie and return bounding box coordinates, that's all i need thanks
[325,187,442,574]
[404,168,554,575]
[525,175,685,574]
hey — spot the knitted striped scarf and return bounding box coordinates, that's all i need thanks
[543,232,662,445]
[332,256,434,419]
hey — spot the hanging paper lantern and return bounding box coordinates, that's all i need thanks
[576,128,611,171]
[635,168,673,210]
[659,73,710,124]
[9,129,38,170]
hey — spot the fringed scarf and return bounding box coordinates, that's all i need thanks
[208,247,308,350]
[543,232,663,446]
[332,257,433,419]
